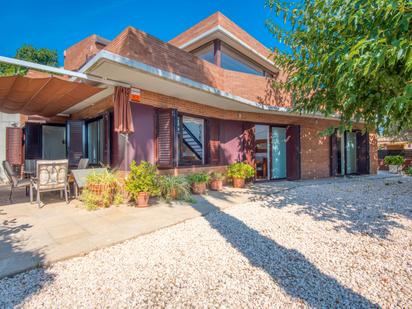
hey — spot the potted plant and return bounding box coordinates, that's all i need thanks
[209,172,225,191]
[125,160,159,207]
[384,155,405,174]
[81,170,121,210]
[227,162,255,188]
[159,175,191,202]
[187,172,210,195]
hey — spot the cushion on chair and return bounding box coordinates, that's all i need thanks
[16,178,31,187]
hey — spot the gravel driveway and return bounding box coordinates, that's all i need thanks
[0,176,411,308]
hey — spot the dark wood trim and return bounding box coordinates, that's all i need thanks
[214,39,221,67]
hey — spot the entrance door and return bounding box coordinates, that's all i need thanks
[271,127,287,179]
[42,125,66,160]
[345,132,357,174]
[255,125,269,180]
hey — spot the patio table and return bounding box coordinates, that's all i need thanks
[70,168,107,198]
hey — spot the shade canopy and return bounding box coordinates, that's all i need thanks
[113,86,134,134]
[0,75,103,117]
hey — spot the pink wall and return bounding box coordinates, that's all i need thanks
[112,104,155,171]
[219,120,245,164]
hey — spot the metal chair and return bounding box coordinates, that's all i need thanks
[31,160,69,208]
[77,158,89,169]
[2,161,32,203]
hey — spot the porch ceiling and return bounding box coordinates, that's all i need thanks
[0,75,104,117]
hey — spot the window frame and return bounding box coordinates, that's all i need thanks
[177,113,206,166]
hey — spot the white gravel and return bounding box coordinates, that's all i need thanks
[0,176,411,308]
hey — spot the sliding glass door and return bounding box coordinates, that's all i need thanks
[255,125,269,180]
[271,127,287,179]
[345,132,357,174]
[87,118,104,165]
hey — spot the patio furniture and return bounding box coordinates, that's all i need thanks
[31,159,69,208]
[77,158,89,169]
[2,160,32,203]
[24,159,37,178]
[71,168,107,198]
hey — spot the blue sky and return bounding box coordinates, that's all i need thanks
[0,0,284,65]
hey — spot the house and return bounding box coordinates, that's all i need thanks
[0,12,378,180]
[378,136,412,170]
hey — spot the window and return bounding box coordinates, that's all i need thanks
[192,43,214,63]
[87,118,104,165]
[221,44,264,76]
[178,115,205,165]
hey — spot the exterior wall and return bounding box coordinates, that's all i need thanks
[74,90,377,179]
[112,104,155,170]
[0,112,20,182]
[103,27,289,107]
[369,133,378,174]
[169,12,271,58]
[64,34,107,71]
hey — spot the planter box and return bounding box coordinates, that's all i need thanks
[191,183,207,195]
[389,165,400,174]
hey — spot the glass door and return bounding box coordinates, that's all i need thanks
[345,132,357,174]
[255,125,269,180]
[271,127,287,179]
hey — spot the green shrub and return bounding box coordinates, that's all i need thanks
[159,175,192,202]
[405,167,412,176]
[80,170,121,211]
[186,172,210,184]
[384,155,405,166]
[125,161,160,200]
[210,172,225,181]
[227,162,255,179]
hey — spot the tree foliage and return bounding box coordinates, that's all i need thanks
[0,44,58,76]
[266,0,412,133]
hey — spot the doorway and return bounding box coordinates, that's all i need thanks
[271,127,287,179]
[255,125,269,180]
[42,125,66,160]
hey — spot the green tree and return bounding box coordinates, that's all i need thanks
[266,0,412,134]
[0,44,58,76]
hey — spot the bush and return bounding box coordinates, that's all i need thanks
[384,155,405,166]
[210,172,225,181]
[125,161,160,200]
[159,175,192,202]
[80,170,122,211]
[186,172,210,184]
[227,162,255,179]
[405,167,412,176]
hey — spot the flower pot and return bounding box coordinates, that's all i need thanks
[191,182,207,195]
[87,183,113,207]
[389,165,400,174]
[210,179,223,191]
[170,188,179,200]
[135,192,150,207]
[232,177,245,188]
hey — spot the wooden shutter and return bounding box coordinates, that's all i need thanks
[67,120,85,167]
[286,125,301,180]
[241,122,255,166]
[206,118,221,165]
[356,131,370,174]
[156,109,176,168]
[330,131,339,176]
[6,127,23,165]
[24,123,42,160]
[101,112,111,165]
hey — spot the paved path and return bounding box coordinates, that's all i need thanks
[0,186,253,278]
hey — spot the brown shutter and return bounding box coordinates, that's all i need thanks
[330,131,339,176]
[24,123,42,160]
[6,127,23,165]
[356,131,370,174]
[102,112,111,165]
[286,125,301,180]
[156,109,176,168]
[206,118,220,165]
[67,120,85,167]
[241,122,255,166]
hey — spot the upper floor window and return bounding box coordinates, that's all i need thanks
[178,115,205,165]
[193,43,214,64]
[220,44,264,76]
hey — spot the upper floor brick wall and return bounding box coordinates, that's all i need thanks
[64,34,107,71]
[169,11,272,59]
[104,26,291,107]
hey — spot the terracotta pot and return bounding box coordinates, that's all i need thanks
[170,188,179,199]
[210,179,223,191]
[191,182,207,195]
[135,192,150,207]
[87,183,113,207]
[232,177,245,188]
